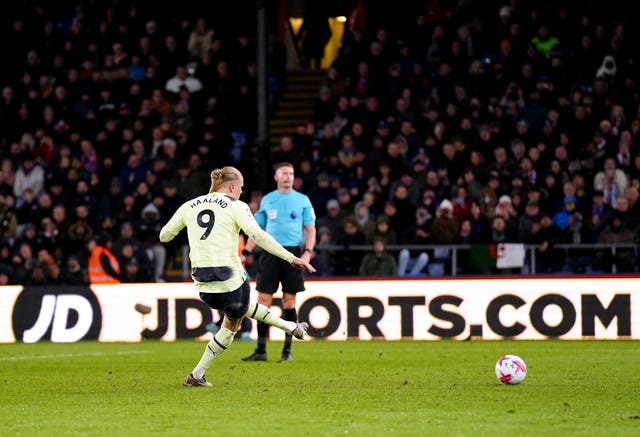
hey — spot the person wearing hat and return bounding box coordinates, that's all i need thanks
[307,172,335,217]
[336,186,355,213]
[587,189,612,236]
[518,200,541,241]
[552,195,581,232]
[316,198,344,240]
[429,199,460,271]
[375,119,393,143]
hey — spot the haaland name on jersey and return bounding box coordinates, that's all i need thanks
[190,196,230,209]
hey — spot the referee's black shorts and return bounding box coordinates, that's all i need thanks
[256,246,306,294]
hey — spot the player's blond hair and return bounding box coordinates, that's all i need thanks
[209,166,242,192]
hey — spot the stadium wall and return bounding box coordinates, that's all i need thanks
[1,277,639,343]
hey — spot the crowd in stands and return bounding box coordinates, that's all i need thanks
[1,1,640,285]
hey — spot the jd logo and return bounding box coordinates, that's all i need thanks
[12,286,102,343]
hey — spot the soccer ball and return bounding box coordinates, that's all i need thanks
[495,354,527,385]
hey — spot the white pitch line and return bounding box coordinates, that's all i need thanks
[0,350,152,361]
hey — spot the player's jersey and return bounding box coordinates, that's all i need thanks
[255,190,316,246]
[160,192,295,292]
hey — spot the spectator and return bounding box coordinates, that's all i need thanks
[138,202,167,282]
[11,241,35,285]
[490,215,517,245]
[14,154,45,199]
[112,221,152,277]
[0,1,637,282]
[312,86,336,130]
[63,255,87,285]
[593,157,628,206]
[454,218,474,273]
[430,199,459,245]
[597,216,636,273]
[334,216,366,276]
[316,199,344,239]
[307,173,336,218]
[359,237,398,277]
[353,200,376,239]
[0,194,17,243]
[187,18,214,61]
[468,202,492,243]
[518,200,542,242]
[552,195,581,233]
[367,215,397,246]
[298,3,332,69]
[87,232,120,284]
[312,226,334,277]
[450,185,473,221]
[389,171,421,207]
[165,65,203,96]
[119,153,148,194]
[46,260,64,285]
[625,186,640,218]
[397,206,432,276]
[119,259,148,283]
[528,213,564,273]
[429,199,459,273]
[26,263,49,285]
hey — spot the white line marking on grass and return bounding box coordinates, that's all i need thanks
[0,350,152,361]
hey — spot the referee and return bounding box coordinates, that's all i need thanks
[242,162,316,362]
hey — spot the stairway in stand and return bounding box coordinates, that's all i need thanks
[269,68,326,152]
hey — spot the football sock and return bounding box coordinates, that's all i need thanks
[256,322,268,354]
[192,326,235,379]
[282,308,297,354]
[246,302,296,333]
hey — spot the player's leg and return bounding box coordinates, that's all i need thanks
[244,299,307,338]
[241,292,273,361]
[185,284,249,386]
[242,252,279,361]
[280,292,298,361]
[279,265,305,361]
[242,295,309,362]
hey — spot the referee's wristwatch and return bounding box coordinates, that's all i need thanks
[303,248,313,254]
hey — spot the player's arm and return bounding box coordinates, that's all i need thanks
[301,223,316,259]
[301,199,317,258]
[243,237,257,254]
[159,206,186,243]
[101,253,121,280]
[236,203,315,272]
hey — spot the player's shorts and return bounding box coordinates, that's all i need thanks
[199,281,250,320]
[256,246,305,294]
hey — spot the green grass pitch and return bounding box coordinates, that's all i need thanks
[1,339,638,436]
